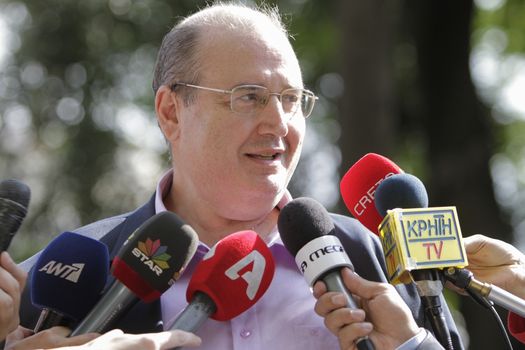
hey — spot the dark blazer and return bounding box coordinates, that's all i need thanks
[18,194,464,349]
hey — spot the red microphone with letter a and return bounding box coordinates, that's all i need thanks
[170,230,275,332]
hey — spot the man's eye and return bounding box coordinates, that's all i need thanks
[282,94,300,103]
[237,93,259,103]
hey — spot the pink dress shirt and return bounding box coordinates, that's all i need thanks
[156,169,340,349]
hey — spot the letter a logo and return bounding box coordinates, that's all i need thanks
[225,250,266,300]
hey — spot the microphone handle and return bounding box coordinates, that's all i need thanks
[70,282,137,336]
[34,309,72,333]
[411,269,454,350]
[323,270,375,350]
[444,267,525,318]
[419,295,454,350]
[170,292,216,332]
[469,278,525,318]
[170,292,216,350]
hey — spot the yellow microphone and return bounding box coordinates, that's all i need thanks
[378,206,468,285]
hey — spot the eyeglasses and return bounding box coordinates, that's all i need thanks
[171,83,317,118]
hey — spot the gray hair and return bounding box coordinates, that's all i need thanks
[152,2,289,105]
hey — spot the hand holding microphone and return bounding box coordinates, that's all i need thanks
[0,252,27,341]
[278,197,375,350]
[4,327,201,350]
[313,267,431,350]
[462,234,525,300]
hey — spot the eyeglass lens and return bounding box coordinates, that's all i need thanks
[231,86,313,117]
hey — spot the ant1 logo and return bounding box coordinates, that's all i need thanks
[131,238,171,276]
[38,261,85,283]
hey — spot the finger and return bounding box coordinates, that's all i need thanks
[340,268,391,300]
[312,280,327,299]
[0,263,21,299]
[8,327,98,350]
[4,326,34,348]
[463,234,490,259]
[159,330,202,349]
[323,307,366,335]
[337,321,374,350]
[314,291,348,317]
[1,252,28,290]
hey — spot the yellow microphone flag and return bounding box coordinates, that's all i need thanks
[378,207,468,285]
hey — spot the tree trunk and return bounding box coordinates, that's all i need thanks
[406,0,516,348]
[337,0,399,178]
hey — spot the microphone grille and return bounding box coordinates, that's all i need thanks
[0,179,31,209]
[278,197,335,256]
[375,173,429,216]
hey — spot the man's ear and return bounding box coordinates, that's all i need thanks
[155,85,181,142]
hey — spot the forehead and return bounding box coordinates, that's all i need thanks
[196,25,303,88]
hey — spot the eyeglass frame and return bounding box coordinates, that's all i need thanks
[170,82,318,118]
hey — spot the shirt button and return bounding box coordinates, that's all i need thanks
[240,329,252,338]
[310,329,320,336]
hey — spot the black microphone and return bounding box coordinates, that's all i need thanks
[375,173,454,350]
[0,179,31,251]
[278,197,375,350]
[70,211,198,335]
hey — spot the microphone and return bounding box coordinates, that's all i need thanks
[340,153,403,233]
[31,232,109,332]
[374,173,468,283]
[278,197,375,350]
[374,173,467,350]
[377,175,525,319]
[170,230,275,334]
[70,211,198,335]
[340,153,462,350]
[0,179,31,251]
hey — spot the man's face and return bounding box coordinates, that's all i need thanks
[171,27,306,220]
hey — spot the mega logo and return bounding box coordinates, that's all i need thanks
[131,238,171,276]
[299,244,345,273]
[38,261,85,283]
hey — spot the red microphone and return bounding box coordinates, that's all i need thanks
[340,153,403,233]
[170,230,275,332]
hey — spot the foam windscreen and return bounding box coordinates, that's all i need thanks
[374,173,429,217]
[277,197,336,256]
[31,232,109,321]
[111,211,198,302]
[186,230,275,321]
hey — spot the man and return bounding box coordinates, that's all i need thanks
[16,3,463,349]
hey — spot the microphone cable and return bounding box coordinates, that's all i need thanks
[444,267,513,350]
[465,289,513,350]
